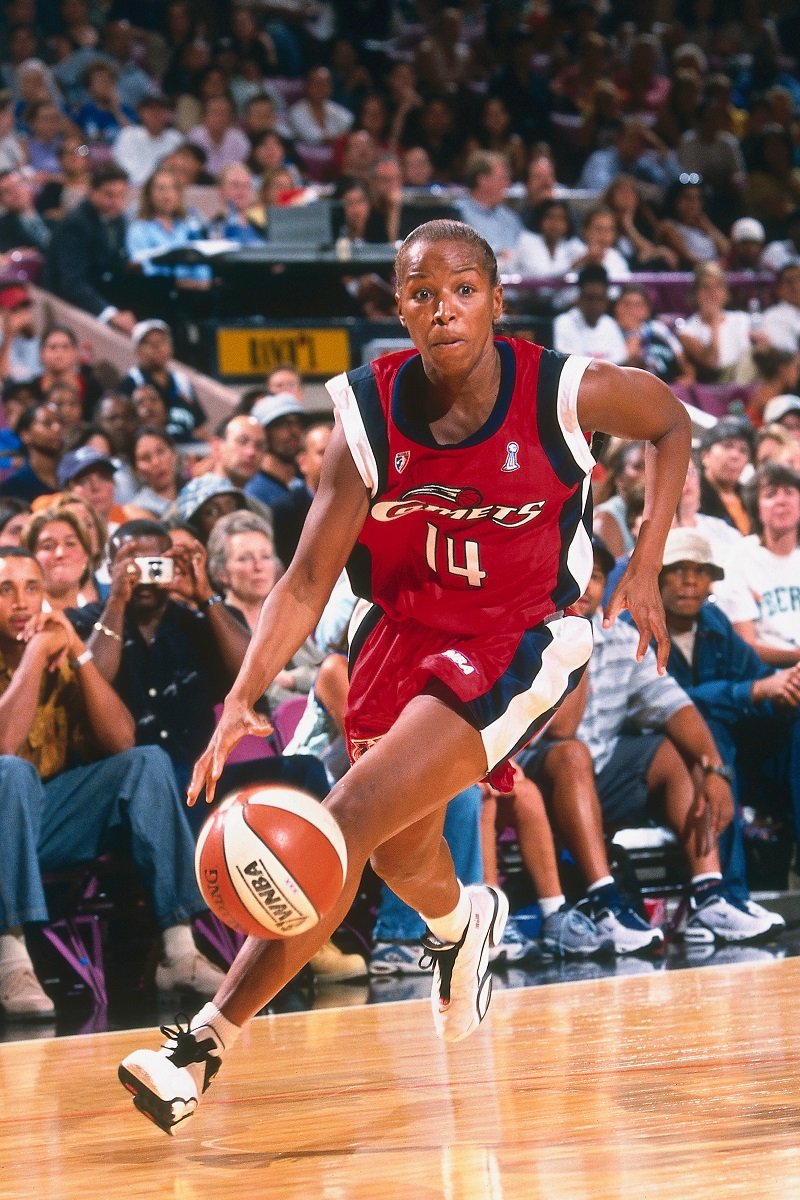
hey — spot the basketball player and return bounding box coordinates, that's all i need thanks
[119,220,693,1134]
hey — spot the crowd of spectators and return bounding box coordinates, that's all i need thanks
[1,1,800,1021]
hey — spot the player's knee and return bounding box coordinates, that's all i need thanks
[369,843,416,888]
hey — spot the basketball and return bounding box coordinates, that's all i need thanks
[194,784,348,939]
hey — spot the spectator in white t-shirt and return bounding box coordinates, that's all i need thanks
[717,461,800,666]
[513,199,583,277]
[569,206,631,282]
[675,262,759,383]
[761,208,800,273]
[552,264,628,362]
[762,262,800,354]
[287,66,353,147]
[113,94,184,186]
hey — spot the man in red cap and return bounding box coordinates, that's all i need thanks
[0,284,40,382]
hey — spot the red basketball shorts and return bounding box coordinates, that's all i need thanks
[344,606,594,791]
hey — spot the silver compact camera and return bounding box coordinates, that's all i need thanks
[133,556,175,585]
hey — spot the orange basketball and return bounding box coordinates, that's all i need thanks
[194,785,348,939]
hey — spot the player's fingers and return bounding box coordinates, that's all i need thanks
[187,751,212,806]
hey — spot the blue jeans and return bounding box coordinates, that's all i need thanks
[706,715,800,900]
[0,746,204,933]
[372,785,483,942]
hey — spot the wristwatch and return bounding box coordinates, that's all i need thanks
[701,760,734,784]
[69,648,94,669]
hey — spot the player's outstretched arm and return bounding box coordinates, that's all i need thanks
[188,421,370,806]
[577,362,691,673]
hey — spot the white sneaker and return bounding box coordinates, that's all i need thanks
[155,951,226,997]
[119,1018,223,1135]
[0,965,55,1020]
[685,889,775,944]
[589,902,664,955]
[421,884,508,1043]
[744,898,785,930]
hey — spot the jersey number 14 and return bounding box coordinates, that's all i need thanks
[426,522,486,588]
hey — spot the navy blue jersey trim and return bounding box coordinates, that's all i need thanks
[345,541,375,606]
[391,338,516,449]
[347,602,384,680]
[457,625,589,758]
[551,484,593,610]
[536,349,586,489]
[347,362,390,496]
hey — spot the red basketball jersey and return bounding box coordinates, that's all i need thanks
[326,336,597,635]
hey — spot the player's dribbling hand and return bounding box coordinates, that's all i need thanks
[187,696,274,808]
[603,560,670,673]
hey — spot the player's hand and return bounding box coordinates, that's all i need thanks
[187,696,273,808]
[603,559,670,673]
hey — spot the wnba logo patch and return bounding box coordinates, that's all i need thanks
[501,441,520,472]
[394,451,410,473]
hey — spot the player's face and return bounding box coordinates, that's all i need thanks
[396,239,502,380]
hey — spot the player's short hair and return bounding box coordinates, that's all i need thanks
[395,220,498,288]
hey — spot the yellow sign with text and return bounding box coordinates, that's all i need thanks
[216,327,351,378]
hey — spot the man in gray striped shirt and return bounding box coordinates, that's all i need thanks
[520,537,782,947]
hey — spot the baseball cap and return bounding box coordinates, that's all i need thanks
[57,446,116,488]
[762,394,800,425]
[0,284,32,309]
[730,217,765,243]
[132,318,171,348]
[698,416,755,453]
[175,474,246,524]
[661,527,724,580]
[591,535,615,577]
[250,391,305,428]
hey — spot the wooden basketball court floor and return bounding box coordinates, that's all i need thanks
[2,957,799,1200]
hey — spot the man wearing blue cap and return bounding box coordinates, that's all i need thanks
[245,392,306,508]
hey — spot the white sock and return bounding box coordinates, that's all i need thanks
[587,875,615,893]
[0,930,32,973]
[190,1002,241,1052]
[538,895,566,919]
[161,922,196,963]
[420,883,472,944]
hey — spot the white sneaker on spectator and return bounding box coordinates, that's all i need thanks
[489,914,539,965]
[421,884,508,1043]
[744,898,785,930]
[685,888,775,944]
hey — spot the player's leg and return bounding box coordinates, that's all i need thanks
[369,798,507,1044]
[118,693,495,1132]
